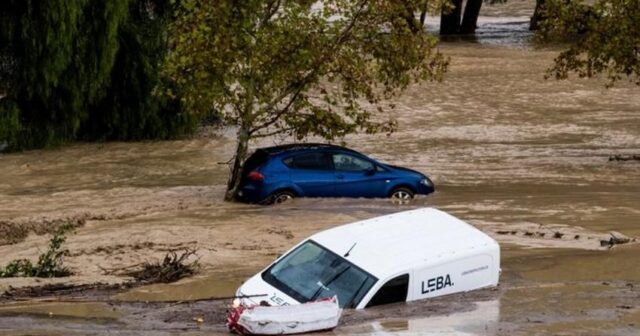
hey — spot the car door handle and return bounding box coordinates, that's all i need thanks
[336,174,344,179]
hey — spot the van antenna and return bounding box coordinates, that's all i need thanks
[344,242,357,257]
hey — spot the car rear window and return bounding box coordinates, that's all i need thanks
[283,153,331,170]
[243,150,270,173]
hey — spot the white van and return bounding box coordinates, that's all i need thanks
[235,208,500,309]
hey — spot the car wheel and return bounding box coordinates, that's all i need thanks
[271,190,296,204]
[390,187,414,203]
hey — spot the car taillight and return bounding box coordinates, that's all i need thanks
[247,171,264,181]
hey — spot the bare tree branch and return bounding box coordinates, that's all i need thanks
[400,0,421,34]
[250,85,304,134]
[260,0,282,28]
[253,127,295,138]
[420,0,429,27]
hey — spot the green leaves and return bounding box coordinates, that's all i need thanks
[539,0,640,86]
[0,224,73,278]
[163,0,448,140]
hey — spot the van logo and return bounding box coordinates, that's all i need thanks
[421,274,453,294]
[270,293,290,306]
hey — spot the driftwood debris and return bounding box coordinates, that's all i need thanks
[600,231,634,248]
[608,155,640,162]
[100,248,200,284]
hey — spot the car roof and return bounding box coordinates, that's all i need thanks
[257,143,360,156]
[309,208,498,280]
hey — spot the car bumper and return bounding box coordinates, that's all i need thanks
[238,184,267,203]
[417,177,435,195]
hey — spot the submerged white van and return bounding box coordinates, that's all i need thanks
[235,208,500,309]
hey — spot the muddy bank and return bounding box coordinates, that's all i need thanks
[1,245,639,335]
[0,288,500,335]
[0,215,86,245]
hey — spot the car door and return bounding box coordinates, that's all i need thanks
[283,152,335,197]
[331,152,387,197]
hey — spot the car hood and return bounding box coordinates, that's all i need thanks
[384,164,425,177]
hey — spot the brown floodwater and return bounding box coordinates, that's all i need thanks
[1,0,639,334]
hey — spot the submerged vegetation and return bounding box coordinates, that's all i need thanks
[0,225,73,278]
[0,216,87,246]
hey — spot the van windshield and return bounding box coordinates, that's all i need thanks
[262,240,377,308]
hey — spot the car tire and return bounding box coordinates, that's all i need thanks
[390,187,414,202]
[270,190,296,205]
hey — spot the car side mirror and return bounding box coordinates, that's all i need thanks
[364,167,376,176]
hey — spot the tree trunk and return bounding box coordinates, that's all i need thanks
[460,0,483,34]
[530,0,546,30]
[224,127,251,202]
[440,0,463,35]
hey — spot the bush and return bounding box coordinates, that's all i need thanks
[0,225,73,278]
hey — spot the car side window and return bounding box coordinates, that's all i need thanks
[333,153,374,172]
[366,274,409,308]
[283,153,331,170]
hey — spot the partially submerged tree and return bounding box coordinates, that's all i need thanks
[530,0,546,30]
[439,0,505,35]
[163,1,449,201]
[539,0,640,86]
[440,0,463,35]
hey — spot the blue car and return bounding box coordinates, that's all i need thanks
[238,144,435,204]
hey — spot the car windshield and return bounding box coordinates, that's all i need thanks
[262,240,377,308]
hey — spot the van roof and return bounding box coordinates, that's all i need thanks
[309,208,498,280]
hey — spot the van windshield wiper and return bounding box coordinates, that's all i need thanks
[345,278,369,308]
[311,265,351,300]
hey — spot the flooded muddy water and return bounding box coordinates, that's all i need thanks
[1,0,639,334]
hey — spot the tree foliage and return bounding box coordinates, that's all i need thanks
[162,0,449,200]
[80,0,196,141]
[0,0,130,148]
[0,0,193,150]
[539,0,640,86]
